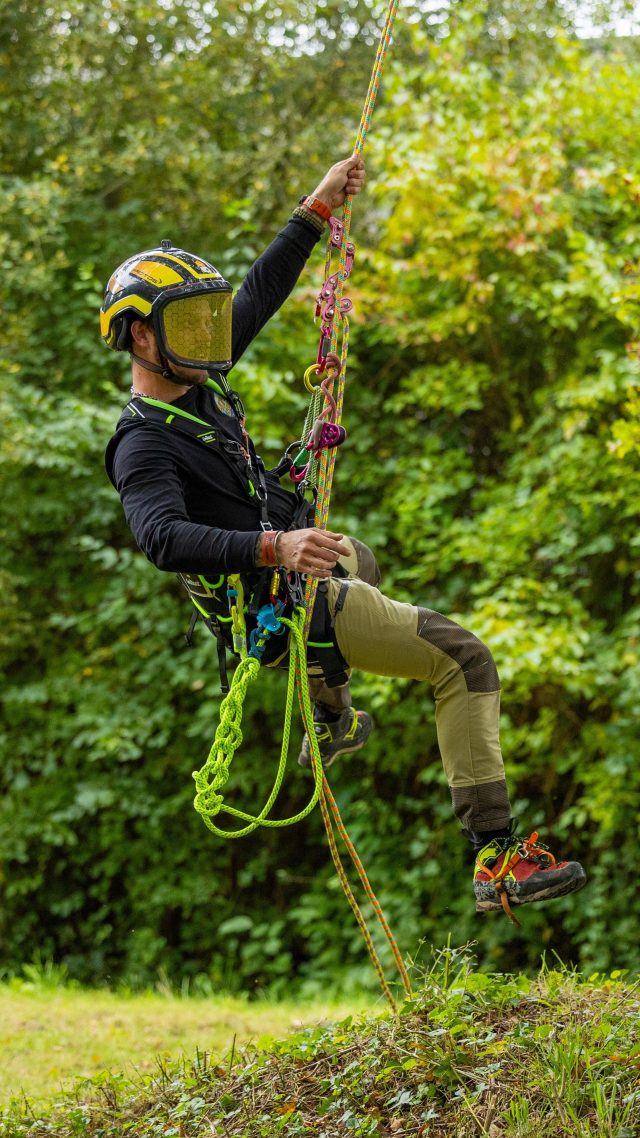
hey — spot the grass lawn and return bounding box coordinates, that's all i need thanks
[3,957,640,1137]
[0,983,372,1108]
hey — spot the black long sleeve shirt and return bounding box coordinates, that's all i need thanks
[105,216,322,575]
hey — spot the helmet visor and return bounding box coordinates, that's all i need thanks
[158,291,233,369]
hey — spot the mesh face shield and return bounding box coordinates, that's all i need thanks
[156,289,233,371]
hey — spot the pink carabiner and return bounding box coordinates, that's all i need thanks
[289,463,309,483]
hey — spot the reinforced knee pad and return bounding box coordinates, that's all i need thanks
[417,608,500,693]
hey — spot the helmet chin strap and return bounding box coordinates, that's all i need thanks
[129,351,196,387]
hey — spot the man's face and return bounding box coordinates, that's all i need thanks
[131,319,209,384]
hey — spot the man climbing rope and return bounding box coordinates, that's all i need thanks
[102,152,586,918]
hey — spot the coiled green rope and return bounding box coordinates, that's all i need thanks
[192,607,324,838]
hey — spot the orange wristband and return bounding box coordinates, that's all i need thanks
[260,530,282,567]
[301,195,332,221]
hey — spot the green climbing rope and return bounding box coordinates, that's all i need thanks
[192,607,325,838]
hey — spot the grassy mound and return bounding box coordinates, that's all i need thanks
[3,951,639,1137]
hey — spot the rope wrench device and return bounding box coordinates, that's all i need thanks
[288,218,353,484]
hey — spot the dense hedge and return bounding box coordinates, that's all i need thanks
[1,1,639,993]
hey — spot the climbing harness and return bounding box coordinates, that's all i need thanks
[126,374,271,532]
[189,0,409,1009]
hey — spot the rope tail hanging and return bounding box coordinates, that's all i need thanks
[296,0,411,1009]
[193,608,325,838]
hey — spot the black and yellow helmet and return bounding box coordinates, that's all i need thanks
[100,239,233,371]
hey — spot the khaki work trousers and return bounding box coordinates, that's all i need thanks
[309,539,512,835]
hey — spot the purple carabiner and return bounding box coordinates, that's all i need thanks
[308,419,347,457]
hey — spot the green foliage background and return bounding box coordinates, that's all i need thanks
[1,0,639,994]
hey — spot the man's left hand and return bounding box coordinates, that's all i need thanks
[310,154,366,211]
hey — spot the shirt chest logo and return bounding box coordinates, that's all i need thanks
[196,430,218,445]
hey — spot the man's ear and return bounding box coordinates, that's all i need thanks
[130,319,154,347]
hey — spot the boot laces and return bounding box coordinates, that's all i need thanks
[478,831,556,928]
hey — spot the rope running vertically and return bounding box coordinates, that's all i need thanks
[302,0,401,631]
[193,0,410,1010]
[298,0,411,1008]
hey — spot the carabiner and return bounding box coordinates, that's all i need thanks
[290,462,310,483]
[304,363,325,393]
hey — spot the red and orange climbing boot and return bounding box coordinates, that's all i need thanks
[474,832,586,924]
[298,708,373,770]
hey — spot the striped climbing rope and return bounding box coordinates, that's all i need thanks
[298,0,410,1010]
[303,0,401,632]
[320,780,413,1006]
[192,0,408,1011]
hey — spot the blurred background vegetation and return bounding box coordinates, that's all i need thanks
[1,0,639,996]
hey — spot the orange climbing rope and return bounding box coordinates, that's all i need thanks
[296,0,410,1010]
[321,778,412,1001]
[193,0,408,1012]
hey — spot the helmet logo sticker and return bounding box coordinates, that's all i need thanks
[131,260,183,287]
[194,258,220,277]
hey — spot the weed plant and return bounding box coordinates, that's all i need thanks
[2,947,638,1138]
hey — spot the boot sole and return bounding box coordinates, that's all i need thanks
[476,863,587,911]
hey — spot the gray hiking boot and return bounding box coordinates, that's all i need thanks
[298,708,373,770]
